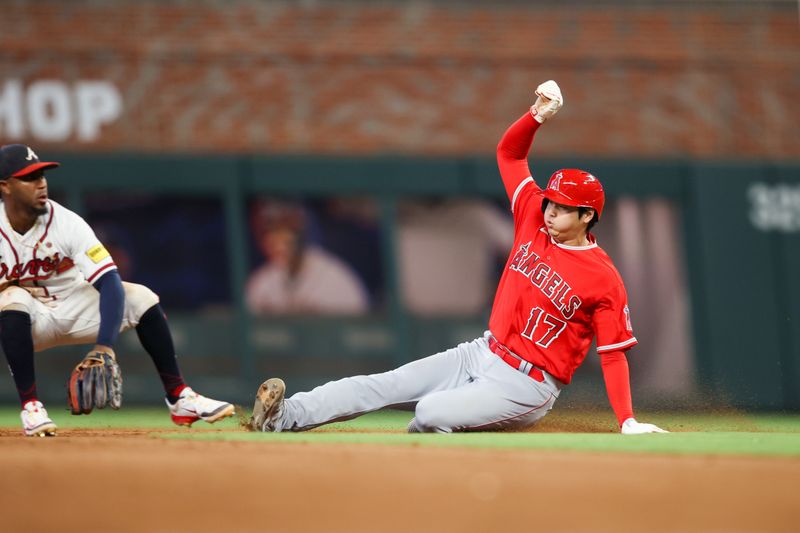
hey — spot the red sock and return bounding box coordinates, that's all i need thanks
[168,384,188,403]
[22,397,40,408]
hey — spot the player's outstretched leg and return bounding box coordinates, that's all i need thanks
[248,342,481,432]
[249,378,286,431]
[21,400,57,437]
[167,386,235,427]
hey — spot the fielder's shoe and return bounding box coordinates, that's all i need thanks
[167,387,235,427]
[250,378,285,432]
[21,400,57,437]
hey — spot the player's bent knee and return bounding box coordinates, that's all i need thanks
[122,282,160,321]
[413,399,454,434]
[0,286,35,314]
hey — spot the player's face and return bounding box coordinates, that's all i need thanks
[543,201,593,245]
[1,170,49,215]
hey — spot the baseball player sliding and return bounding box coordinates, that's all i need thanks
[250,80,667,435]
[0,145,234,436]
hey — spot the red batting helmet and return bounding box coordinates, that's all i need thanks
[541,168,605,219]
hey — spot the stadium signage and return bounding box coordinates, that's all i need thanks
[0,79,122,143]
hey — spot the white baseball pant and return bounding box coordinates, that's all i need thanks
[0,282,158,352]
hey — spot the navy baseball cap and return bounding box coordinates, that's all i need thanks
[0,144,60,180]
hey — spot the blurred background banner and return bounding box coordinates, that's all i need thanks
[0,0,798,410]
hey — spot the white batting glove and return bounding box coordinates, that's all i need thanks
[621,417,669,435]
[530,80,564,124]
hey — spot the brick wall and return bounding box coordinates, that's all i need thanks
[1,0,797,158]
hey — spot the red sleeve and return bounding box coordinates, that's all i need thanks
[496,111,542,212]
[601,350,634,427]
[594,281,638,354]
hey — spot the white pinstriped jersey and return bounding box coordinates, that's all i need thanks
[0,200,116,303]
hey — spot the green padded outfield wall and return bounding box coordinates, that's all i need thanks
[0,155,796,409]
[686,163,799,409]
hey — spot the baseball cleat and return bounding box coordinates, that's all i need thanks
[166,387,235,427]
[21,400,58,437]
[250,378,285,432]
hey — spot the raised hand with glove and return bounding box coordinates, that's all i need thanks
[530,79,564,123]
[67,346,122,415]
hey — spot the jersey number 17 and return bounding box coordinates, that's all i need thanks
[521,307,567,348]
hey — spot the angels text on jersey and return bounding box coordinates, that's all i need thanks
[508,240,582,320]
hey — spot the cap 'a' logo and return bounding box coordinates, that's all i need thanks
[26,147,37,161]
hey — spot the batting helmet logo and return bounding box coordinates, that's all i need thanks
[550,172,563,191]
[541,168,605,219]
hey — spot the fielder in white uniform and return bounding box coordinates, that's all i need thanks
[0,144,234,436]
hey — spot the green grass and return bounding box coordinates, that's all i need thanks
[169,428,800,457]
[3,407,799,457]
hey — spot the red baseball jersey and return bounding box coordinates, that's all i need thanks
[488,112,637,384]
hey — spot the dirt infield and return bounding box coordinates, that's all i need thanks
[1,428,797,533]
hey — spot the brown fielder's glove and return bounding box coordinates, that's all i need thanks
[67,351,123,415]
